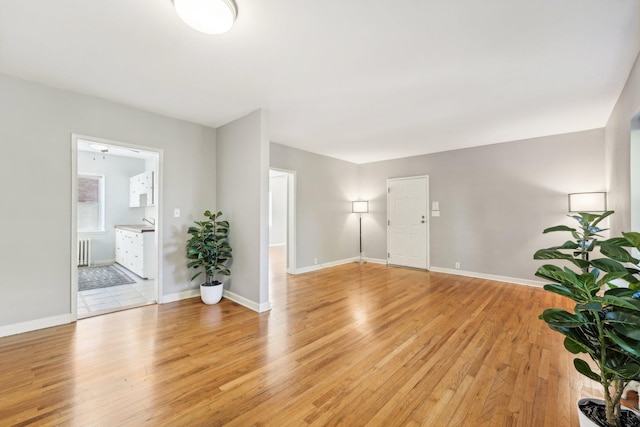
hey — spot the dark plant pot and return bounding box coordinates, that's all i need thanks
[200,281,223,305]
[578,398,640,427]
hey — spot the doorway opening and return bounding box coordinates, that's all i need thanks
[631,110,640,259]
[269,168,296,283]
[72,135,162,319]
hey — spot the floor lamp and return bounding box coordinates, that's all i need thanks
[352,201,369,264]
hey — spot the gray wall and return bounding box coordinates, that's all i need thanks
[270,143,360,269]
[606,52,640,235]
[359,129,606,281]
[77,151,146,262]
[217,110,270,309]
[269,174,287,246]
[0,73,216,327]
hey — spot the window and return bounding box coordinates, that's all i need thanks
[78,174,105,233]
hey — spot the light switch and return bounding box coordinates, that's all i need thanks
[174,208,181,218]
[432,211,440,217]
[432,201,439,211]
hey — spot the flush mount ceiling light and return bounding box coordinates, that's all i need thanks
[172,0,237,35]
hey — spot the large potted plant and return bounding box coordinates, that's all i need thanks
[187,210,232,305]
[534,211,640,426]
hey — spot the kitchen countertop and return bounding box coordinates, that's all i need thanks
[115,224,155,233]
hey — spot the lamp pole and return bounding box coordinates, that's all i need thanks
[359,215,364,264]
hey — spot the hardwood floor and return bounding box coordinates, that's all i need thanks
[0,261,599,426]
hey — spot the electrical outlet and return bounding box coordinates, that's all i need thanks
[455,262,460,269]
[174,208,181,218]
[314,258,318,265]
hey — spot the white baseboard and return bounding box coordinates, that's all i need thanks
[160,288,200,304]
[223,290,271,313]
[92,259,115,266]
[0,313,74,338]
[269,243,286,248]
[364,257,388,265]
[293,256,389,274]
[429,266,545,288]
[159,288,271,313]
[293,257,359,274]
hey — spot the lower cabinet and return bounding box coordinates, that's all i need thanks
[115,228,156,279]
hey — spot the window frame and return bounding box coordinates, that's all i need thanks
[77,173,106,234]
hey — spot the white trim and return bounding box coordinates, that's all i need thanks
[160,288,200,304]
[223,290,272,312]
[429,266,545,288]
[92,259,115,266]
[364,257,388,265]
[269,168,297,274]
[292,257,360,274]
[72,134,164,316]
[269,243,286,247]
[0,314,74,338]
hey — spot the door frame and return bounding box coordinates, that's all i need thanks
[269,167,297,274]
[386,175,430,270]
[71,134,164,319]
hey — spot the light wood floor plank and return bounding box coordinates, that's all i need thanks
[0,254,595,426]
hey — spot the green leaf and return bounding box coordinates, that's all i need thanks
[599,295,640,311]
[541,308,587,327]
[597,272,632,288]
[605,330,640,357]
[600,242,639,264]
[590,258,628,273]
[543,225,577,234]
[590,211,614,227]
[564,337,589,354]
[616,363,640,379]
[623,231,640,250]
[606,310,640,340]
[574,358,601,382]
[576,302,603,312]
[542,284,579,300]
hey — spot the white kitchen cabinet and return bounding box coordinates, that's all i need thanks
[129,170,154,207]
[115,227,156,279]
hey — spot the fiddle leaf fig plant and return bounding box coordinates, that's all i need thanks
[534,211,640,427]
[187,210,232,286]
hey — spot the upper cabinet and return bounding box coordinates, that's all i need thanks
[130,170,154,207]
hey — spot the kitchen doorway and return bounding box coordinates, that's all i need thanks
[72,135,162,318]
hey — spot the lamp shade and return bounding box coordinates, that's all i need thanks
[568,192,607,213]
[173,0,237,34]
[352,201,369,213]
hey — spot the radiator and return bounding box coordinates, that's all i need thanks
[78,238,91,267]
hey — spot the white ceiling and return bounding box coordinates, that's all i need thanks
[0,0,638,164]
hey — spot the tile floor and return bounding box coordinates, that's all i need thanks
[77,264,157,318]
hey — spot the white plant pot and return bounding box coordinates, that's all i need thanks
[578,397,639,427]
[200,283,223,304]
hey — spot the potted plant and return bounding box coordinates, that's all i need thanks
[534,211,640,426]
[187,210,232,305]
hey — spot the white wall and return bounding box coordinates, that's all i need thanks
[270,143,360,269]
[0,73,216,331]
[358,129,605,281]
[77,151,146,262]
[606,52,640,235]
[216,110,270,311]
[269,174,287,246]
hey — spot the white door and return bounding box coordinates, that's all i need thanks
[387,176,429,269]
